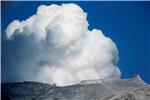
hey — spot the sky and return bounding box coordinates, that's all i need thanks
[1,1,150,84]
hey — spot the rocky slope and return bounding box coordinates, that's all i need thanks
[2,75,150,100]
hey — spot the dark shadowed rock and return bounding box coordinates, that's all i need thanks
[2,75,150,100]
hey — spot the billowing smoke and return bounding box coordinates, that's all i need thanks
[4,3,121,86]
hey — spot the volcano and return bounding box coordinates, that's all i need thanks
[2,75,150,100]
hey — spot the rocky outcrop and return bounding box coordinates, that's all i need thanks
[2,75,150,100]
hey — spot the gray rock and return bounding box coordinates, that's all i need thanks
[2,75,150,100]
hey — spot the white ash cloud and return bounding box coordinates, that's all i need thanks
[5,3,121,86]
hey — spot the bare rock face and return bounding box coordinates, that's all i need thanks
[2,75,150,100]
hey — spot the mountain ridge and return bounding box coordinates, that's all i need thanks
[2,75,150,100]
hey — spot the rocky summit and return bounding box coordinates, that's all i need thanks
[2,75,150,100]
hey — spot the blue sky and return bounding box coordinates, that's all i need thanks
[2,1,150,83]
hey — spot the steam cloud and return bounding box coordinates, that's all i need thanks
[4,3,121,86]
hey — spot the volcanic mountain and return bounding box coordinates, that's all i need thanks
[2,75,150,100]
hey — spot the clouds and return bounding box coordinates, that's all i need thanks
[4,3,121,86]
